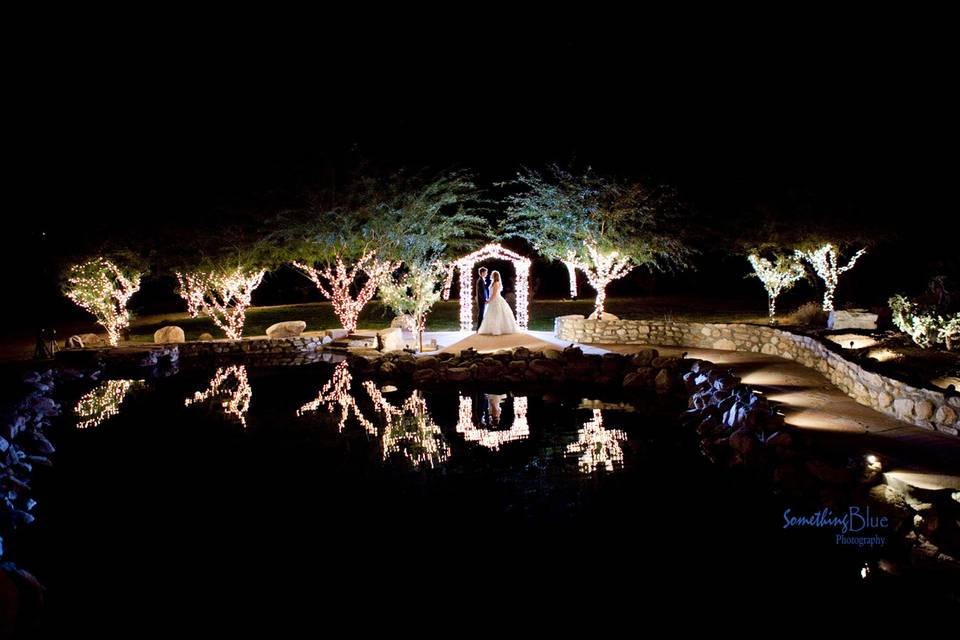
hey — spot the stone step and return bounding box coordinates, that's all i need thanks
[328,334,378,349]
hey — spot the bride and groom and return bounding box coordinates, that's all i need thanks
[476,267,519,335]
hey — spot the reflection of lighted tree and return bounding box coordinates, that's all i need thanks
[566,410,627,473]
[297,361,375,435]
[364,382,449,468]
[456,395,529,450]
[75,379,145,429]
[185,365,252,428]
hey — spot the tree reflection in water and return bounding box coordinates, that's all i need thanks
[364,382,450,469]
[75,379,145,429]
[185,365,252,428]
[296,361,375,435]
[566,409,627,473]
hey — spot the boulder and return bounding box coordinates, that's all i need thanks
[153,326,186,344]
[66,335,85,349]
[390,314,416,331]
[827,309,878,330]
[377,327,405,352]
[77,333,108,347]
[587,311,619,320]
[654,369,675,394]
[198,333,215,341]
[266,321,307,339]
[447,367,472,382]
[630,349,659,367]
[325,328,349,340]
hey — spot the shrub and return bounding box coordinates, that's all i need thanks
[785,301,826,327]
[889,294,959,350]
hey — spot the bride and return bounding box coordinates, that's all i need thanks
[478,270,519,335]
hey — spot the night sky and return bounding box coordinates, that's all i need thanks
[7,19,957,327]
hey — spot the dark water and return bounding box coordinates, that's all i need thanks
[13,362,957,633]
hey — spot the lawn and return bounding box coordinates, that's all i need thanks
[128,296,769,341]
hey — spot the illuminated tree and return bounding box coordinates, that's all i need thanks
[177,266,265,339]
[62,257,142,345]
[502,165,692,319]
[281,169,488,333]
[889,294,960,350]
[378,261,446,350]
[747,253,805,322]
[185,365,252,428]
[794,243,866,312]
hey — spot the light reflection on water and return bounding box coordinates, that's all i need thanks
[74,379,146,429]
[72,362,637,477]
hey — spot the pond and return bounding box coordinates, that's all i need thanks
[15,361,956,631]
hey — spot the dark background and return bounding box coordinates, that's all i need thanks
[6,15,958,328]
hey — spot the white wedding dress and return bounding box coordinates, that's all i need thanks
[478,281,519,335]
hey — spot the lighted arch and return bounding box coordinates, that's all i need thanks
[442,243,531,331]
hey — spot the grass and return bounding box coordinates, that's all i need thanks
[127,296,770,341]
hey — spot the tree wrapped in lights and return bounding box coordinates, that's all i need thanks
[280,170,488,335]
[747,253,805,323]
[889,294,960,350]
[62,257,142,345]
[293,253,397,334]
[794,243,866,312]
[502,165,692,319]
[176,267,265,339]
[379,261,446,349]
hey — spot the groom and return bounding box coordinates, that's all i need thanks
[476,267,491,330]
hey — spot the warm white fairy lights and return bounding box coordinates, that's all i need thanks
[563,260,578,298]
[297,361,376,435]
[441,244,531,331]
[566,243,633,320]
[176,268,265,340]
[63,258,141,346]
[456,394,529,450]
[747,254,805,322]
[293,252,398,334]
[74,379,144,429]
[185,365,252,428]
[794,243,866,312]
[566,409,627,473]
[889,294,960,349]
[364,382,450,468]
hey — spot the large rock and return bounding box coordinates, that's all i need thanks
[76,333,108,347]
[390,314,415,331]
[153,326,185,344]
[587,311,619,320]
[827,309,878,330]
[198,332,214,341]
[65,335,85,349]
[266,321,306,339]
[377,327,405,352]
[325,328,349,340]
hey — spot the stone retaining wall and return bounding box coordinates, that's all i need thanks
[177,336,333,366]
[555,315,960,436]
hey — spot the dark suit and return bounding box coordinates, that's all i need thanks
[476,274,491,329]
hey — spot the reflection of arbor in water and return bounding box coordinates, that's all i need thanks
[566,409,627,473]
[297,361,375,436]
[456,395,529,450]
[364,382,449,468]
[185,365,252,428]
[75,379,145,429]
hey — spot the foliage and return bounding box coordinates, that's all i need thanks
[746,253,805,321]
[61,257,142,345]
[784,301,827,327]
[176,267,265,339]
[794,242,866,312]
[378,262,446,332]
[889,294,960,349]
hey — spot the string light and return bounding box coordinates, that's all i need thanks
[176,268,265,339]
[74,379,144,429]
[293,252,398,334]
[297,361,376,435]
[566,242,633,320]
[441,243,531,331]
[566,409,627,473]
[63,258,141,346]
[185,365,252,428]
[747,254,805,322]
[563,260,578,298]
[364,382,450,468]
[794,243,866,312]
[456,394,529,450]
